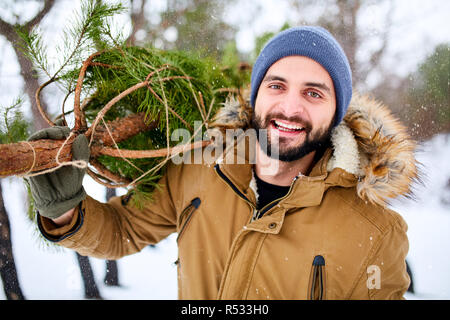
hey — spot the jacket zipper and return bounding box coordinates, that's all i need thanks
[254,175,299,220]
[214,164,300,222]
[174,197,201,267]
[176,197,201,243]
[214,164,254,206]
[309,255,326,300]
[214,164,256,222]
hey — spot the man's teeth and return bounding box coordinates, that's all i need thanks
[274,120,304,131]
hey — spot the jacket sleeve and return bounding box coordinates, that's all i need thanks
[37,162,181,260]
[350,214,410,300]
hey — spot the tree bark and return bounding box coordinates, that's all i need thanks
[0,180,26,300]
[13,45,49,131]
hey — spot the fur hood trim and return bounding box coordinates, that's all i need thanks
[209,92,419,208]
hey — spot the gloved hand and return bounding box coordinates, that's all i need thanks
[26,126,90,220]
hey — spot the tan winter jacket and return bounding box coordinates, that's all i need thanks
[38,94,418,300]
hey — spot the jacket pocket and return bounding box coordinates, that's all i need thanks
[308,255,326,300]
[176,197,201,243]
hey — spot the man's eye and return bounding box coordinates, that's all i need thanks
[307,91,321,98]
[269,84,282,90]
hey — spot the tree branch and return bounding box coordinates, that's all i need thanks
[0,112,158,177]
[127,0,147,45]
[0,0,57,41]
[0,0,57,130]
[0,16,17,43]
[25,0,57,31]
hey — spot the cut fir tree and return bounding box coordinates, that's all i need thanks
[0,45,250,203]
[0,0,251,207]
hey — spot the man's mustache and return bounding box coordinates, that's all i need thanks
[262,112,313,133]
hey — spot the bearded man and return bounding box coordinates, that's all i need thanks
[28,26,417,300]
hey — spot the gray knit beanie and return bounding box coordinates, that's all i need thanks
[250,26,352,127]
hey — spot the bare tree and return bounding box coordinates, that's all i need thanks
[0,0,57,301]
[0,0,104,300]
[0,0,56,131]
[288,0,394,92]
[128,0,148,45]
[127,0,236,55]
[0,181,25,300]
[76,252,102,299]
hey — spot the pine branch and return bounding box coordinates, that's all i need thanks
[16,26,53,80]
[0,98,30,145]
[55,0,125,75]
[16,0,126,86]
[0,1,251,200]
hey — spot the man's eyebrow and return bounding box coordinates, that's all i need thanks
[262,75,287,83]
[304,82,331,94]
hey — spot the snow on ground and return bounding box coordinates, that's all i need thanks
[390,134,450,300]
[0,177,179,300]
[1,134,449,300]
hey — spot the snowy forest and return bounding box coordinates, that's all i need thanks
[0,0,449,300]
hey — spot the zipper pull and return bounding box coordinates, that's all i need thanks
[251,208,258,222]
[310,255,326,300]
[313,255,325,266]
[191,197,201,208]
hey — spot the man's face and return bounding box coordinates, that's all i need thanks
[252,55,336,162]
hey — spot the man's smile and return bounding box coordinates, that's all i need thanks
[269,119,307,138]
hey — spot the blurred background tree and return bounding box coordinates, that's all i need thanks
[128,0,236,57]
[0,99,29,300]
[248,0,449,141]
[0,0,55,131]
[403,44,450,139]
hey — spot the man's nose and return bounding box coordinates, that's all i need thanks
[279,90,306,116]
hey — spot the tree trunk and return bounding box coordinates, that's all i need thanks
[104,259,120,287]
[0,0,56,132]
[103,188,120,287]
[0,180,26,300]
[0,113,157,178]
[75,252,102,299]
[13,46,49,131]
[127,0,148,45]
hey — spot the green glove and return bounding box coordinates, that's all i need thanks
[26,126,90,219]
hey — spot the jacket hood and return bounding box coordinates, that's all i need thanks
[209,91,419,208]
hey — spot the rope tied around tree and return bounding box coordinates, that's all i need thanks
[17,132,88,178]
[24,47,226,194]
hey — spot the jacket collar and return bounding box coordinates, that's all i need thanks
[215,145,358,212]
[210,92,419,208]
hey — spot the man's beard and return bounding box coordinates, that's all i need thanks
[251,111,333,162]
